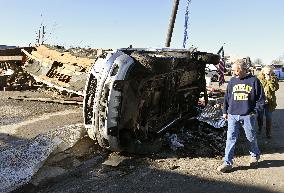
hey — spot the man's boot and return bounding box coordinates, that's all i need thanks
[266,117,272,138]
[257,115,263,134]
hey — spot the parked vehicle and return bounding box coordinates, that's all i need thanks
[255,64,263,71]
[205,64,219,82]
[224,63,232,75]
[272,64,284,80]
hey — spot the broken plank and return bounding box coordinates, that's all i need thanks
[8,96,83,105]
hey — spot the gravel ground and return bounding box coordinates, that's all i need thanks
[1,80,284,193]
[0,90,83,150]
[0,90,81,126]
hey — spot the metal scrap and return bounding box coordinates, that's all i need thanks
[197,104,227,128]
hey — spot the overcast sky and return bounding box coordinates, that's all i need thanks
[1,0,283,64]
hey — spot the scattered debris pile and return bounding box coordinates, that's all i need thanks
[0,47,36,90]
[165,105,227,157]
[8,95,83,105]
[197,104,226,128]
[207,86,225,99]
[22,45,111,95]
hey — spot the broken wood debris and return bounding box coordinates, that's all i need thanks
[102,153,129,167]
[0,47,36,90]
[21,45,111,95]
[8,96,83,105]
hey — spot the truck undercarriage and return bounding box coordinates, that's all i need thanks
[84,48,219,152]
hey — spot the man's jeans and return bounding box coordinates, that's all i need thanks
[224,114,260,165]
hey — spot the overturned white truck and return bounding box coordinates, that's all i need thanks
[84,48,220,153]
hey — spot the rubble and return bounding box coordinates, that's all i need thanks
[167,122,227,156]
[197,105,227,129]
[30,166,67,186]
[102,153,129,167]
[165,133,184,151]
[21,45,111,95]
[8,95,83,105]
[207,86,225,99]
[0,124,86,193]
[0,47,36,91]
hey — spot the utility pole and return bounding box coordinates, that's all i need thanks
[42,25,46,45]
[165,0,180,47]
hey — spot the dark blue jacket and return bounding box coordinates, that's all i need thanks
[223,74,265,115]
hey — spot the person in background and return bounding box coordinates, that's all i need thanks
[257,65,279,138]
[217,59,265,173]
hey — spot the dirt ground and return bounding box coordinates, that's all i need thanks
[0,89,83,150]
[1,79,284,193]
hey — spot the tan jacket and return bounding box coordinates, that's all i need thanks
[257,74,279,112]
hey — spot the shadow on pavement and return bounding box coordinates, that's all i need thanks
[0,133,30,150]
[232,159,284,172]
[15,156,279,193]
[257,108,284,154]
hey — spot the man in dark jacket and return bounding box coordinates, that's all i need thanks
[217,59,265,172]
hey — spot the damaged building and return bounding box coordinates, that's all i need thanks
[0,46,35,90]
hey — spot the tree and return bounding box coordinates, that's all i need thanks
[272,59,284,65]
[254,58,263,66]
[272,53,284,65]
